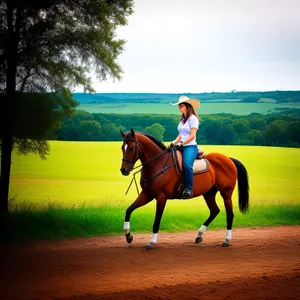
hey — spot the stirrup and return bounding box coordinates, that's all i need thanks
[182,188,193,199]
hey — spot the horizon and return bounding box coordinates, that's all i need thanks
[73,89,300,94]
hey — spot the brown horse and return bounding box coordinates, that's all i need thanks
[120,129,249,249]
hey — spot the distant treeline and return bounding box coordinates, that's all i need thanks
[55,108,300,147]
[73,91,300,104]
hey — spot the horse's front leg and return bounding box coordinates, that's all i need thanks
[124,190,153,244]
[145,196,167,250]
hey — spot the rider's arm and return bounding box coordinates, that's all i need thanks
[172,134,181,145]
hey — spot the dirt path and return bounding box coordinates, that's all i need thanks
[1,226,300,300]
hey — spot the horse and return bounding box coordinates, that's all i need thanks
[120,128,249,250]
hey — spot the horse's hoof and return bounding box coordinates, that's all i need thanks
[195,234,203,244]
[126,232,133,244]
[145,243,154,250]
[222,239,230,247]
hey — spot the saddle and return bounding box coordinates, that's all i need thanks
[172,148,210,198]
[174,148,210,175]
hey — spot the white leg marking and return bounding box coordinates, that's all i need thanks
[124,221,130,234]
[199,225,207,234]
[226,229,232,241]
[195,225,206,243]
[222,230,232,247]
[150,233,158,244]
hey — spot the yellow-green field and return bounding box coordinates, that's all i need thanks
[4,141,300,242]
[10,141,300,210]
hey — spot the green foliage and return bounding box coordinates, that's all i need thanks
[242,96,260,102]
[0,0,134,212]
[289,121,300,144]
[101,123,121,141]
[55,108,300,147]
[144,123,165,141]
[1,0,134,154]
[249,118,266,130]
[77,120,102,141]
[233,120,249,134]
[10,91,78,159]
[1,0,134,94]
[2,204,299,242]
[264,120,289,145]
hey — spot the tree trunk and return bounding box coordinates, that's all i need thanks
[0,4,19,214]
[0,135,13,213]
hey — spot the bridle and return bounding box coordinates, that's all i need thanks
[122,136,141,171]
[121,134,179,195]
[122,134,168,171]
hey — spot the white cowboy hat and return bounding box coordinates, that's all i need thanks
[170,95,200,109]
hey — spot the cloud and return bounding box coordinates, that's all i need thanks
[86,0,300,93]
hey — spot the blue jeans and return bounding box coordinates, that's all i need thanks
[179,145,198,191]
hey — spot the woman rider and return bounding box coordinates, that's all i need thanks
[170,95,200,199]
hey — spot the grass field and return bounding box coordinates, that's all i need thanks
[78,102,300,115]
[10,141,300,207]
[5,141,300,241]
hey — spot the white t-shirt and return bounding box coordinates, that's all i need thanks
[177,114,199,146]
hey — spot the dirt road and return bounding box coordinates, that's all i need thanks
[1,226,300,300]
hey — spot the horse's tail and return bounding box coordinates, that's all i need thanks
[230,157,249,214]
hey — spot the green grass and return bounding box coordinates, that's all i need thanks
[2,202,299,242]
[78,102,300,115]
[10,142,300,207]
[5,141,300,242]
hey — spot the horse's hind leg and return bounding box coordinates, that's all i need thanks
[195,186,219,244]
[220,189,234,247]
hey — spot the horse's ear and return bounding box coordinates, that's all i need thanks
[120,129,125,137]
[130,128,135,137]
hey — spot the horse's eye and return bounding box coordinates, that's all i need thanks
[129,146,134,151]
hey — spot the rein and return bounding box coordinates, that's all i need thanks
[122,136,178,195]
[125,149,170,195]
[142,150,177,182]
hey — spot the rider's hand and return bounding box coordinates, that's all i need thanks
[167,143,174,152]
[174,142,183,150]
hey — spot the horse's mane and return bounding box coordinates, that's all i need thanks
[138,132,167,151]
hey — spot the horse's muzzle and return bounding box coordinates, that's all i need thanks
[120,167,130,176]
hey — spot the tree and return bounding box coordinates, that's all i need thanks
[249,118,266,131]
[101,123,122,141]
[72,110,94,125]
[56,118,78,141]
[77,120,102,141]
[0,0,134,213]
[12,91,77,157]
[161,117,178,142]
[288,121,300,145]
[264,120,289,146]
[204,119,223,144]
[219,124,237,145]
[144,123,165,141]
[232,120,249,135]
[251,129,264,145]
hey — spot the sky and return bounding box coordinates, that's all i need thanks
[89,0,300,93]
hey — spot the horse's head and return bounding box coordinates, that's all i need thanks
[120,128,140,176]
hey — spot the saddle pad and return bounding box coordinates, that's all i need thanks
[193,158,210,174]
[174,151,210,174]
